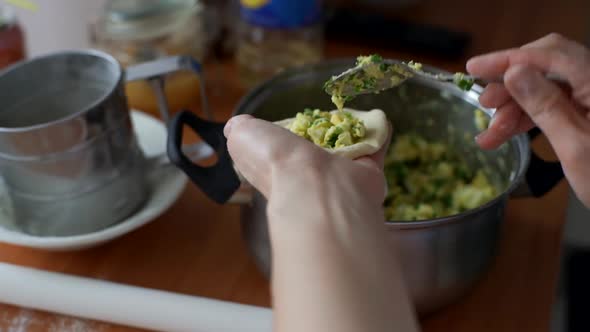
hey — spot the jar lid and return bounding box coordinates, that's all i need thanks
[0,5,16,29]
[239,0,322,29]
[96,0,202,40]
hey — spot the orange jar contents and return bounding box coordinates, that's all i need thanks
[125,71,201,117]
[91,0,207,119]
[0,6,25,69]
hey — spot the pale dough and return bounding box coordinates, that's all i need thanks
[275,108,390,159]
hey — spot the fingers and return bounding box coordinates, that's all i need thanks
[354,122,393,203]
[476,101,534,149]
[224,114,321,198]
[514,112,536,133]
[467,34,589,104]
[479,83,512,108]
[354,121,393,171]
[466,33,568,77]
[466,49,514,79]
[522,33,588,57]
[503,64,584,152]
[224,115,271,197]
[467,34,590,151]
[521,35,590,97]
[467,47,589,88]
[522,33,564,49]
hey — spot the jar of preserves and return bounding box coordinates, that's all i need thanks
[0,5,25,69]
[236,0,324,88]
[91,0,208,118]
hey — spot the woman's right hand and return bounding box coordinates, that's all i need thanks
[467,33,590,207]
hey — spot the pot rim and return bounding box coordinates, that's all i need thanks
[233,58,531,229]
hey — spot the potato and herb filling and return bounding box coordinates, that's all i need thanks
[384,134,498,221]
[286,108,367,148]
[474,109,490,131]
[325,54,414,111]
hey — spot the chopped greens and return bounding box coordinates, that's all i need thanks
[370,54,383,63]
[453,72,475,91]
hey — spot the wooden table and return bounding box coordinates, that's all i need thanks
[1,1,589,331]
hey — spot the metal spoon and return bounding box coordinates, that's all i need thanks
[324,59,568,98]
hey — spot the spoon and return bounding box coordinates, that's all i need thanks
[324,57,568,99]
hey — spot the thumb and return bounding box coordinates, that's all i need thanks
[224,114,323,198]
[504,64,584,153]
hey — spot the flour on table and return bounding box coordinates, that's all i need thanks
[1,309,36,332]
[1,308,109,332]
[48,316,107,332]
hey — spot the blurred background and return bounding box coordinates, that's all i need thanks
[1,0,588,120]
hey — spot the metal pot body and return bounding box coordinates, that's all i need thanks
[241,191,505,315]
[233,59,532,315]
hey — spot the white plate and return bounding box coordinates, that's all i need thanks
[0,111,189,251]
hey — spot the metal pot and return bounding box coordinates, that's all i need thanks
[167,59,564,315]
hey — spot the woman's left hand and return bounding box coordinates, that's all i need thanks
[224,115,419,332]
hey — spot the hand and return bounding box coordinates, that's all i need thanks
[224,114,389,229]
[467,33,590,207]
[224,115,418,332]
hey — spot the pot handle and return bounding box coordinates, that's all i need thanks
[167,110,241,204]
[511,128,565,197]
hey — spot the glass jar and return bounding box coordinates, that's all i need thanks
[0,5,25,69]
[235,0,324,89]
[91,0,207,118]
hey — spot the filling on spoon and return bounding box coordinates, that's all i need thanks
[324,54,475,111]
[407,60,475,91]
[325,55,414,112]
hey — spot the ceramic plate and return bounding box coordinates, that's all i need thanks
[0,111,192,251]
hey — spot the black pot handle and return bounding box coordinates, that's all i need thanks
[167,110,241,204]
[528,127,542,140]
[516,128,564,197]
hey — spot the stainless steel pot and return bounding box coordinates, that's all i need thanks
[168,59,564,315]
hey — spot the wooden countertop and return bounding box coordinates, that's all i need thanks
[1,1,589,331]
